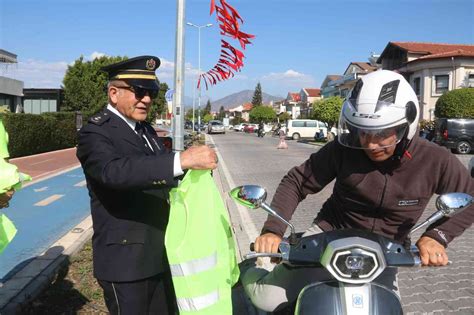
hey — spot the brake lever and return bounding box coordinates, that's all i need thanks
[244,252,283,260]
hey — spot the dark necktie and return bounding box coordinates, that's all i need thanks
[135,123,154,154]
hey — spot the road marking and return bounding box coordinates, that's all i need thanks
[34,187,49,192]
[207,136,259,243]
[74,180,87,187]
[34,194,64,206]
[30,158,55,166]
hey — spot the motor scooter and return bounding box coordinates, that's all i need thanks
[257,128,266,138]
[230,185,472,315]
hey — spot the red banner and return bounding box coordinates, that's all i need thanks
[198,0,255,89]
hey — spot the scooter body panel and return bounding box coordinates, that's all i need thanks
[295,281,402,315]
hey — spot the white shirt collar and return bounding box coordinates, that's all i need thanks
[107,104,136,131]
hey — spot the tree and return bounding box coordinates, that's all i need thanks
[278,112,291,123]
[62,55,127,114]
[185,108,194,121]
[312,96,344,129]
[435,88,474,119]
[249,106,276,123]
[217,106,226,120]
[62,55,167,124]
[147,82,168,124]
[202,113,214,123]
[251,82,263,107]
[202,99,212,117]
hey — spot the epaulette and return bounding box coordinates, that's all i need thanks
[88,111,110,125]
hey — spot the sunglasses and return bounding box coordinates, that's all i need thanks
[116,85,159,100]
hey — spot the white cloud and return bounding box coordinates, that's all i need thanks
[262,69,314,82]
[5,59,69,88]
[260,69,316,95]
[87,51,107,60]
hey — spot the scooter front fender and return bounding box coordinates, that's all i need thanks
[295,281,402,315]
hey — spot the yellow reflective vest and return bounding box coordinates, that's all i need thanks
[0,119,9,159]
[0,119,31,253]
[166,170,240,314]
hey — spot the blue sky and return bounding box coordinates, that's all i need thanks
[1,0,473,102]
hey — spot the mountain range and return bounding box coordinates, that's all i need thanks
[184,90,284,111]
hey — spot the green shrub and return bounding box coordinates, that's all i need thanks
[0,112,77,158]
[434,88,474,118]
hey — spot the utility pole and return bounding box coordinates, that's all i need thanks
[172,0,186,151]
[186,22,213,134]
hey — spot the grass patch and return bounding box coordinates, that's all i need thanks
[22,241,107,314]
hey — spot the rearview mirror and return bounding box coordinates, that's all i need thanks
[229,185,267,209]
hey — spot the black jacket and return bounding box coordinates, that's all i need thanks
[77,109,178,282]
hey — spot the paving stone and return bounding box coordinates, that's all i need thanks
[210,133,474,315]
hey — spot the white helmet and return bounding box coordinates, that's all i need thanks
[338,70,419,150]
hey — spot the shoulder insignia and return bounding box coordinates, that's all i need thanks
[88,112,110,125]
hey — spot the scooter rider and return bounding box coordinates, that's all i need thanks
[258,120,265,137]
[241,70,474,312]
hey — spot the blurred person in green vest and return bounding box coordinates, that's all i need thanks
[0,119,14,209]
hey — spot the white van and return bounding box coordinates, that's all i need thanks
[286,119,328,140]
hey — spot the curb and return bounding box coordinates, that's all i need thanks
[206,135,267,315]
[0,216,93,313]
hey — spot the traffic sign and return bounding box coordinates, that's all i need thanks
[165,89,174,102]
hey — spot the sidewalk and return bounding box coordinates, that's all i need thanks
[0,148,93,313]
[0,143,259,314]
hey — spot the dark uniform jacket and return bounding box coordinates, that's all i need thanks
[264,136,474,246]
[77,109,178,282]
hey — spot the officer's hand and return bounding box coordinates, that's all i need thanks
[0,190,14,209]
[416,236,448,266]
[180,145,218,170]
[254,233,282,254]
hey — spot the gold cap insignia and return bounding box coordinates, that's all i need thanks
[146,59,156,70]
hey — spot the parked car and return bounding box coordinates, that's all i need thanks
[233,123,248,132]
[153,126,192,149]
[243,124,258,133]
[434,118,474,154]
[184,120,193,129]
[286,119,328,140]
[207,120,225,134]
[193,123,205,132]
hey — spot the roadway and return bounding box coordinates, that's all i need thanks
[210,130,474,315]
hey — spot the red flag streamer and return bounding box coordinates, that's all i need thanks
[198,0,255,89]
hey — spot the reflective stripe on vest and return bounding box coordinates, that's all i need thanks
[170,252,217,277]
[176,290,220,312]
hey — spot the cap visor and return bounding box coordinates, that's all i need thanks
[125,79,159,90]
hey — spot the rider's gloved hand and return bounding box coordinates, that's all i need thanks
[255,232,282,253]
[416,236,449,266]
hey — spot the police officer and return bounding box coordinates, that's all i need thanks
[76,56,217,314]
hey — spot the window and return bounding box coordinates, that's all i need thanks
[413,77,421,96]
[435,75,449,94]
[468,74,474,87]
[306,121,317,127]
[292,121,304,127]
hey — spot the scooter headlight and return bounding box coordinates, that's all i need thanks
[333,249,378,279]
[320,237,386,284]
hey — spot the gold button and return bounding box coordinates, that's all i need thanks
[152,181,158,185]
[161,180,166,184]
[122,239,127,244]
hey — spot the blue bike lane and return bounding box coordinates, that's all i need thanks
[0,166,90,281]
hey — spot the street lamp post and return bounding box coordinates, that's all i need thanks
[186,22,212,133]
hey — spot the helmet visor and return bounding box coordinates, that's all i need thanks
[338,116,408,149]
